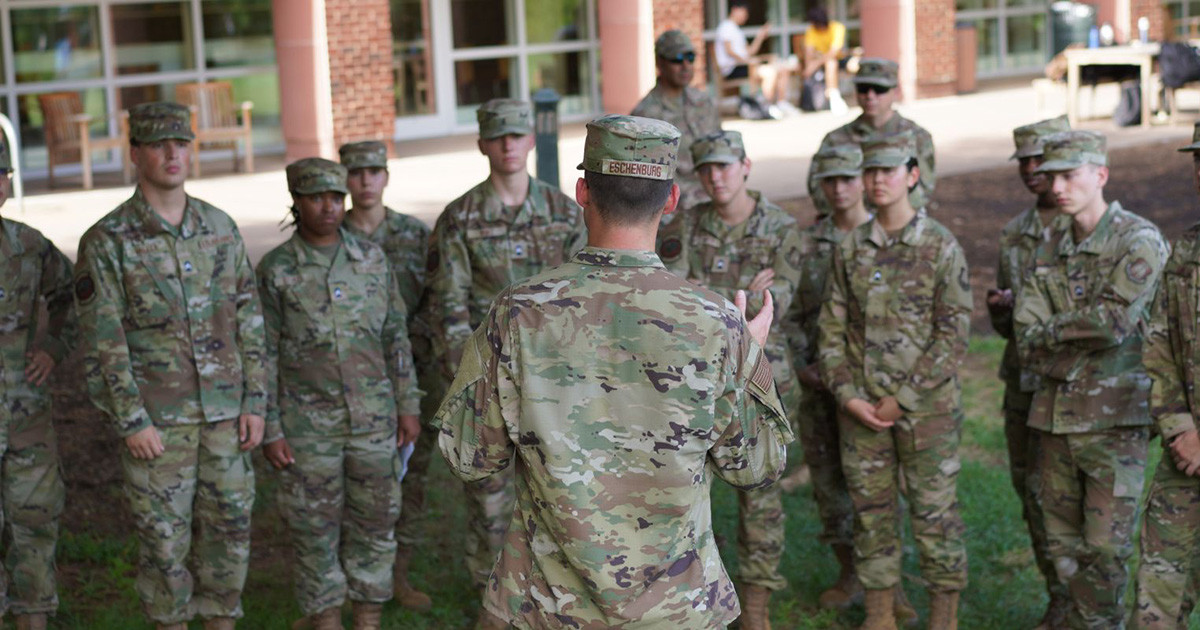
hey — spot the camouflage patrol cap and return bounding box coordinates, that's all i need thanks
[1010,115,1070,160]
[862,131,917,169]
[477,99,533,139]
[853,58,899,88]
[691,130,746,168]
[811,144,864,179]
[286,157,348,195]
[339,140,388,170]
[578,114,680,181]
[128,102,194,143]
[1178,122,1200,152]
[655,29,695,58]
[1035,130,1107,173]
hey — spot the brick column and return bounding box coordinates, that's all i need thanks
[272,0,335,160]
[599,0,656,114]
[325,0,396,152]
[1130,0,1165,41]
[914,0,957,98]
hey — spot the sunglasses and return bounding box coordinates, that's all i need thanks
[856,84,891,95]
[664,52,696,64]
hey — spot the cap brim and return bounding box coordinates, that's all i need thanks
[1034,159,1087,173]
[1010,146,1043,160]
[852,77,897,88]
[1178,142,1200,152]
[813,168,863,179]
[481,125,532,140]
[862,157,908,169]
[694,154,741,167]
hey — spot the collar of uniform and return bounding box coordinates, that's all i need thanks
[0,217,23,258]
[1017,206,1049,240]
[571,246,664,268]
[479,175,541,224]
[130,186,204,238]
[814,214,841,243]
[697,190,770,238]
[1181,222,1200,265]
[1060,201,1121,256]
[865,207,927,248]
[650,84,703,112]
[850,111,902,136]
[289,227,365,267]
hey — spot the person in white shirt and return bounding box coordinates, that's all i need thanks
[715,0,796,116]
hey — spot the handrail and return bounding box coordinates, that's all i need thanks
[0,113,24,214]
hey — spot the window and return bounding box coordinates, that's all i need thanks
[956,0,1047,77]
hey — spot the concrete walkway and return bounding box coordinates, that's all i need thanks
[10,80,1196,262]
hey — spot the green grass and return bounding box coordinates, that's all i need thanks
[52,335,1198,628]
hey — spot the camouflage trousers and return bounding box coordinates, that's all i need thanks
[278,430,401,615]
[736,483,787,591]
[464,468,515,591]
[1003,388,1066,603]
[120,419,253,624]
[839,412,968,591]
[1132,447,1200,630]
[796,384,853,547]
[0,403,64,616]
[1037,427,1149,630]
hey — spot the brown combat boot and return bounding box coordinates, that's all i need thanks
[291,607,343,630]
[778,464,812,493]
[393,544,433,611]
[14,614,48,630]
[202,618,236,630]
[894,584,919,627]
[928,590,960,630]
[1033,593,1070,630]
[350,602,383,630]
[819,544,864,609]
[739,584,772,630]
[475,609,510,630]
[860,589,898,630]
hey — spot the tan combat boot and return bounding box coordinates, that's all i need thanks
[740,584,772,630]
[475,609,510,630]
[778,464,812,493]
[291,607,343,630]
[928,590,960,630]
[393,545,433,611]
[860,589,898,630]
[350,602,383,630]
[202,618,236,630]
[819,544,864,609]
[894,584,919,627]
[14,614,48,630]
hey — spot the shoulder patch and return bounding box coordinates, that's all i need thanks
[750,350,774,392]
[659,236,683,262]
[75,273,96,304]
[1126,258,1153,285]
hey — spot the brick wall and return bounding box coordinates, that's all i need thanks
[1130,0,1166,41]
[325,0,396,152]
[652,0,708,86]
[914,0,957,98]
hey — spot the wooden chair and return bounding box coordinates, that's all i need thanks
[709,41,753,99]
[37,92,130,190]
[175,81,253,177]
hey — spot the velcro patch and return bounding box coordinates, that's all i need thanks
[659,236,682,262]
[1126,258,1153,285]
[75,273,96,304]
[750,351,774,392]
[601,159,670,181]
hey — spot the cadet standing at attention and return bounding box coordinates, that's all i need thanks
[656,129,801,630]
[796,144,871,613]
[631,29,721,215]
[819,131,971,630]
[337,140,434,611]
[0,138,73,630]
[1132,123,1200,630]
[259,158,420,630]
[986,115,1071,630]
[435,113,793,630]
[1014,130,1168,630]
[423,98,586,606]
[807,59,935,215]
[74,102,267,630]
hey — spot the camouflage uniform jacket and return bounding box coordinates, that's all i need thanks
[818,209,971,446]
[1015,202,1168,434]
[808,114,936,214]
[435,247,792,630]
[658,191,803,410]
[344,206,430,329]
[425,175,585,376]
[1142,222,1200,441]
[631,84,722,205]
[75,188,268,437]
[257,229,419,441]
[992,207,1062,396]
[791,215,849,369]
[1,218,75,420]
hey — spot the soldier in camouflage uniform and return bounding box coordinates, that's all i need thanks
[435,113,793,630]
[632,29,722,215]
[797,144,871,612]
[1130,124,1200,630]
[424,98,587,607]
[74,102,267,630]
[986,115,1071,630]
[806,59,935,215]
[818,131,970,630]
[1014,130,1168,630]
[259,158,420,630]
[655,129,799,630]
[337,140,434,611]
[0,138,72,630]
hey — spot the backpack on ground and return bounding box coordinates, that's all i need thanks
[1113,80,1141,127]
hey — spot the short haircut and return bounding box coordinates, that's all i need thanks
[730,0,749,10]
[584,171,673,225]
[807,6,829,28]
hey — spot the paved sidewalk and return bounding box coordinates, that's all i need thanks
[9,80,1196,262]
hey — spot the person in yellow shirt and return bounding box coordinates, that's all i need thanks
[803,6,848,114]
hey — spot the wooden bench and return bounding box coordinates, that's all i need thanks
[176,81,254,177]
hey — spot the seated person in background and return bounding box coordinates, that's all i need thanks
[802,5,849,114]
[716,0,797,117]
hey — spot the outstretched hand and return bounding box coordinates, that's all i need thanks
[736,289,775,349]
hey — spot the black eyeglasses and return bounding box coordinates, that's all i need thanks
[856,84,891,95]
[664,52,696,64]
